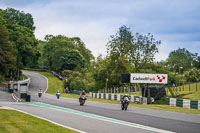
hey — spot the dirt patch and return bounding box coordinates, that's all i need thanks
[0,81,8,87]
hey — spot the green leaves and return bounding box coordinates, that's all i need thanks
[184,68,200,82]
[59,50,85,71]
[1,8,39,69]
[167,48,194,72]
[107,25,160,70]
[0,22,16,81]
[2,8,35,32]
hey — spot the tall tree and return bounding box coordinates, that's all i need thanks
[107,25,160,70]
[107,25,132,58]
[2,8,35,32]
[42,35,76,71]
[0,23,16,81]
[1,8,39,70]
[130,32,160,69]
[71,37,94,68]
[167,48,194,73]
[59,50,85,71]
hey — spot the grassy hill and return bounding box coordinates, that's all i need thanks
[166,82,200,100]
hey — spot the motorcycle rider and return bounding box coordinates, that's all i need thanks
[121,94,130,110]
[56,90,61,99]
[80,90,86,97]
[121,94,129,101]
[79,90,86,102]
[38,88,42,98]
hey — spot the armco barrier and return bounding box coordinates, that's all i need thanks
[166,97,170,105]
[176,99,183,107]
[190,100,198,109]
[166,97,200,110]
[117,95,121,101]
[198,100,200,110]
[183,99,190,109]
[90,92,147,104]
[170,98,176,107]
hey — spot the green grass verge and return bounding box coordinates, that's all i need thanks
[114,92,141,96]
[23,70,200,114]
[166,82,200,100]
[22,74,28,80]
[0,109,77,133]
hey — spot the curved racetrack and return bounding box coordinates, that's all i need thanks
[1,71,200,133]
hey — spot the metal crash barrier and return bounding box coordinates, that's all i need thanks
[9,78,31,102]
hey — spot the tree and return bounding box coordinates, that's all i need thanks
[62,70,95,92]
[2,8,35,32]
[71,37,94,67]
[167,48,194,73]
[1,8,39,70]
[0,23,16,81]
[193,54,200,69]
[107,25,160,70]
[129,32,160,69]
[184,68,200,82]
[42,35,76,71]
[59,50,85,71]
[107,25,132,58]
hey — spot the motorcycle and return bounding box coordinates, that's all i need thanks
[38,92,42,98]
[79,95,86,106]
[121,96,130,111]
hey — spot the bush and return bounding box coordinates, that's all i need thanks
[184,68,200,82]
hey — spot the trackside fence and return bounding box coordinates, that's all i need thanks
[89,92,147,105]
[166,97,200,110]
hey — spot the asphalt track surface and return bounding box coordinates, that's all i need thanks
[1,71,200,133]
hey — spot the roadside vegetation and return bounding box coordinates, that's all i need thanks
[0,109,77,133]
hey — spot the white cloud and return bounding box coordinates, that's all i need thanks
[1,0,200,60]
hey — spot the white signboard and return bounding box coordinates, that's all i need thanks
[130,73,168,84]
[20,85,27,93]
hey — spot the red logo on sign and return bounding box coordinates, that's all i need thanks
[157,75,166,82]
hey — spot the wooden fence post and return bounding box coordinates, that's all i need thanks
[196,83,198,92]
[189,83,191,91]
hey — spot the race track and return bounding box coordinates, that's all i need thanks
[1,71,200,133]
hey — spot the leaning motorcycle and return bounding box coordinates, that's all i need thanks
[38,92,42,98]
[121,97,130,110]
[79,95,86,106]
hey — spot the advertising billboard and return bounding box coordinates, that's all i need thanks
[130,73,168,84]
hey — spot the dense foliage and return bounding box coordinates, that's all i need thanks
[0,7,199,91]
[0,8,39,81]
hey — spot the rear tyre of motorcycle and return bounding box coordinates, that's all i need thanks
[121,104,124,110]
[124,103,128,111]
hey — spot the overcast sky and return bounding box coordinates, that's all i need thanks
[0,0,200,61]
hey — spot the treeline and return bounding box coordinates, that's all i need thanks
[0,8,39,81]
[0,8,200,92]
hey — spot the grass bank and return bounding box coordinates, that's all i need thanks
[23,70,200,114]
[166,82,200,100]
[0,109,77,133]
